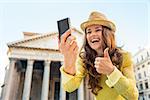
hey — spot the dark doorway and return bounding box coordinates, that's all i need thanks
[49,61,61,100]
[30,60,44,100]
[66,89,78,100]
[54,82,60,100]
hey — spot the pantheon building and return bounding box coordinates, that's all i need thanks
[1,29,94,100]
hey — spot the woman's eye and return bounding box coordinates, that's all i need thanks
[95,29,102,32]
[87,31,91,34]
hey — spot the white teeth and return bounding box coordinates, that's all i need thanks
[92,39,99,41]
[91,38,99,43]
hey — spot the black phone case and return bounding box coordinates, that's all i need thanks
[57,18,70,39]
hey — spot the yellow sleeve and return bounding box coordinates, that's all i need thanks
[105,67,122,87]
[60,57,87,93]
[105,52,139,100]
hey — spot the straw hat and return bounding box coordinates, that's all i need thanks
[80,11,116,32]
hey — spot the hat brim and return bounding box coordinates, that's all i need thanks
[80,20,116,32]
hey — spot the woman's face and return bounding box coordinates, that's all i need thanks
[86,25,104,52]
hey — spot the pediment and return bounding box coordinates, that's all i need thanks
[8,29,84,50]
[8,33,59,50]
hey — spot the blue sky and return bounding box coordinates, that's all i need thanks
[0,0,149,90]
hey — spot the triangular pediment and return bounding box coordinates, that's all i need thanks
[7,29,84,50]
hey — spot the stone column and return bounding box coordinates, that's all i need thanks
[59,75,66,100]
[59,61,66,100]
[78,80,84,100]
[41,60,51,100]
[22,60,34,100]
[4,58,16,100]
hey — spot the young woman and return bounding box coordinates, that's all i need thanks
[59,11,139,100]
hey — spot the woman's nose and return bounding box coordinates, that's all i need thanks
[90,31,97,36]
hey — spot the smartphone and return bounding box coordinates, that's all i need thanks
[57,17,71,39]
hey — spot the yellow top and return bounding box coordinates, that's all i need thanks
[60,51,139,100]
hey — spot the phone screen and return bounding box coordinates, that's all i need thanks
[57,18,70,39]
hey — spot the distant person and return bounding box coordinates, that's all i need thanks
[59,11,139,100]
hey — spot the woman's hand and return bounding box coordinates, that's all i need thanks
[94,48,115,75]
[59,29,79,75]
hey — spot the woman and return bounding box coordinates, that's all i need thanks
[59,11,139,100]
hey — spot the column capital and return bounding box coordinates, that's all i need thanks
[27,59,34,66]
[60,61,64,65]
[44,60,51,67]
[9,58,16,62]
[8,58,16,70]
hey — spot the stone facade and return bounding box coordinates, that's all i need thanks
[133,47,150,100]
[1,30,95,100]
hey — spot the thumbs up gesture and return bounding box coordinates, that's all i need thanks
[94,48,115,75]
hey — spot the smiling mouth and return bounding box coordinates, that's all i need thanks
[91,38,100,43]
